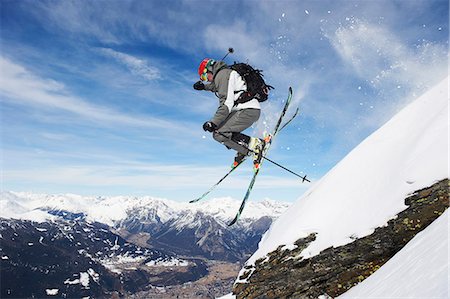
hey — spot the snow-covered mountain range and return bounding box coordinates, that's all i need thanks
[0,193,290,297]
[229,77,448,298]
[0,192,290,262]
[1,192,289,227]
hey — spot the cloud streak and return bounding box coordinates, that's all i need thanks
[0,56,195,135]
[3,150,310,199]
[98,48,161,81]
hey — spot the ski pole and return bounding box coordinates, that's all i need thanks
[213,130,310,183]
[258,155,310,183]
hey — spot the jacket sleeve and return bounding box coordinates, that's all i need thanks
[204,81,217,92]
[210,71,240,126]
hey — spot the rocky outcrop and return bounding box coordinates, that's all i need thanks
[233,179,449,298]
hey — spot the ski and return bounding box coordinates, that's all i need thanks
[228,87,294,226]
[279,107,299,132]
[189,157,247,203]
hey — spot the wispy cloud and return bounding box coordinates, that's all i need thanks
[98,48,161,80]
[204,21,264,63]
[0,57,194,134]
[30,1,122,44]
[29,1,208,53]
[3,146,310,199]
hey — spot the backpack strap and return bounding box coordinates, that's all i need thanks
[212,65,228,81]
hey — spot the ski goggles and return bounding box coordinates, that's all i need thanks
[200,67,208,81]
[198,58,214,81]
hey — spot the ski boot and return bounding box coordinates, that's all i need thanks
[232,152,247,168]
[249,136,270,171]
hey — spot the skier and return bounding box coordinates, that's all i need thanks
[193,58,264,168]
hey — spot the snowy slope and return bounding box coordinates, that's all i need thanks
[0,192,56,223]
[241,76,448,273]
[338,210,448,298]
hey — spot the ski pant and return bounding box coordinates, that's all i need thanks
[213,108,260,155]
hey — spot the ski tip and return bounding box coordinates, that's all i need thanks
[289,86,293,93]
[228,215,239,226]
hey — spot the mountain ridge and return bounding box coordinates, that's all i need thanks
[1,192,289,226]
[1,192,291,262]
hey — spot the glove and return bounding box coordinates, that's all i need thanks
[202,121,217,132]
[193,81,205,90]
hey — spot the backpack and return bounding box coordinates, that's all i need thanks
[230,62,273,104]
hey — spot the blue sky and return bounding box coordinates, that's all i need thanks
[1,0,448,203]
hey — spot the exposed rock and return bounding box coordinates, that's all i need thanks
[233,179,449,298]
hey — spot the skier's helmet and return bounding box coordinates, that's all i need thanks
[198,58,215,81]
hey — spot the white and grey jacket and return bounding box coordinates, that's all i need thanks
[204,61,260,126]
